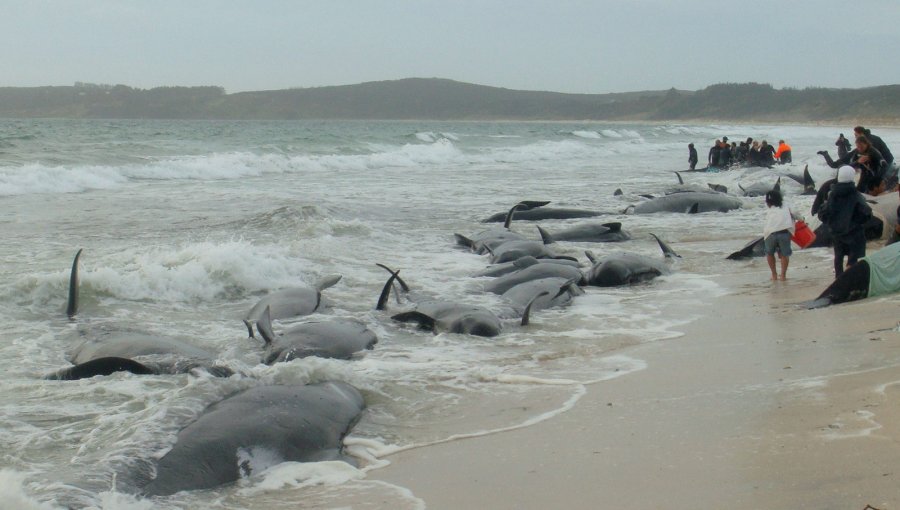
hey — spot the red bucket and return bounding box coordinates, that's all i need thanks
[791,220,816,248]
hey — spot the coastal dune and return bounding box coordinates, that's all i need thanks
[370,255,900,510]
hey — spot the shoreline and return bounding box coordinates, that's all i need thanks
[366,253,900,509]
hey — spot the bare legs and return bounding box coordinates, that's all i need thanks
[767,254,789,280]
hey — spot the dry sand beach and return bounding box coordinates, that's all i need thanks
[370,249,900,510]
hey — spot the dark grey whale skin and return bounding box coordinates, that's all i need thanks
[141,382,365,496]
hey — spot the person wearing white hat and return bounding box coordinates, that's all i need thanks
[817,166,873,277]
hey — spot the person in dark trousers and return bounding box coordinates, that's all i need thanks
[708,140,721,167]
[836,133,851,159]
[774,140,792,164]
[758,140,776,167]
[688,143,698,170]
[817,135,887,193]
[717,140,731,167]
[817,166,873,277]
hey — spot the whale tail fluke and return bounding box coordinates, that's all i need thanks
[66,249,83,319]
[517,200,551,210]
[375,264,406,310]
[243,319,255,338]
[315,274,342,291]
[376,263,409,291]
[726,237,765,260]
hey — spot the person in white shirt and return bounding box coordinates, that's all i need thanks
[763,189,795,281]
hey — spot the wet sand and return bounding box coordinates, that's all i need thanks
[369,252,900,509]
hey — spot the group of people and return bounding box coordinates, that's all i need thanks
[817,126,896,193]
[688,137,792,170]
[763,125,897,283]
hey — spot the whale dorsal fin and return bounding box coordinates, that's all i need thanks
[257,306,277,346]
[551,277,582,300]
[537,226,555,245]
[521,291,550,326]
[687,203,700,214]
[66,249,83,319]
[803,165,815,191]
[454,233,476,251]
[774,177,782,192]
[613,188,623,196]
[675,171,684,185]
[601,222,622,232]
[243,319,255,338]
[391,311,436,331]
[650,233,681,259]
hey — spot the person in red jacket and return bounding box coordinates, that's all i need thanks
[774,140,792,164]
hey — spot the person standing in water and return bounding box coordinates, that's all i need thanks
[688,143,698,170]
[836,133,851,159]
[774,140,792,164]
[763,189,794,281]
[817,166,873,277]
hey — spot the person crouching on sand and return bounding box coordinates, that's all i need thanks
[763,189,794,281]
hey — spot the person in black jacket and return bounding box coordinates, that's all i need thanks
[708,140,721,167]
[835,133,851,159]
[817,135,887,193]
[854,126,894,166]
[855,126,897,190]
[818,166,873,277]
[688,143,698,170]
[758,140,776,167]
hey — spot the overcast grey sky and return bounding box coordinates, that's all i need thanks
[2,0,899,94]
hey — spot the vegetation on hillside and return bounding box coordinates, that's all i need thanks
[1,79,898,122]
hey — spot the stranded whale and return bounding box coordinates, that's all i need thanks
[535,222,631,243]
[243,274,342,337]
[627,192,743,214]
[482,201,606,223]
[254,306,377,363]
[141,382,365,496]
[48,250,231,380]
[583,234,680,287]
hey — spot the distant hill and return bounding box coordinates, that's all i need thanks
[1,78,899,123]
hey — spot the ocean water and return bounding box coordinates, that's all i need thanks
[1,119,897,509]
